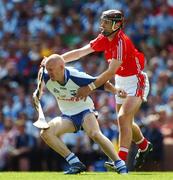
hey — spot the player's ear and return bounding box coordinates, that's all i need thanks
[60,64,64,70]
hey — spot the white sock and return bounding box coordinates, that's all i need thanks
[114,159,128,174]
[65,153,80,165]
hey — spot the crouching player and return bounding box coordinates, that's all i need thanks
[33,54,128,174]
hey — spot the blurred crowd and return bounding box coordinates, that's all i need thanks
[0,0,173,172]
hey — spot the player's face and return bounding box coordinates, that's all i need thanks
[46,62,61,81]
[100,18,113,36]
[46,66,56,81]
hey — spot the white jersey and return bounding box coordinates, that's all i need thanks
[43,67,103,115]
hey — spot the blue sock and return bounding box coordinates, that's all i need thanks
[65,153,80,165]
[114,160,128,174]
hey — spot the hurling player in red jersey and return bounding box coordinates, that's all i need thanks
[55,10,153,169]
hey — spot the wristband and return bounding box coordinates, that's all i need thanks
[88,82,96,91]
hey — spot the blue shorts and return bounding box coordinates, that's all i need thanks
[61,109,95,132]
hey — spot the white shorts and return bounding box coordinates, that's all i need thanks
[115,72,150,104]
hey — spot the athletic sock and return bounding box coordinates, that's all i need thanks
[65,153,80,165]
[136,138,149,152]
[114,159,128,174]
[118,147,129,161]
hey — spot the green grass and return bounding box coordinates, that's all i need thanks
[0,172,173,180]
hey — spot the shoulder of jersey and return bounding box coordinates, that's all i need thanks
[66,66,88,78]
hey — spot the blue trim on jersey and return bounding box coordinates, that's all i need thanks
[67,67,104,90]
[57,68,70,86]
[70,75,95,87]
[70,75,104,90]
[64,68,70,84]
[43,72,49,84]
[43,67,104,90]
[43,68,70,85]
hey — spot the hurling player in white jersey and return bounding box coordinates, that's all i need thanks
[33,54,128,174]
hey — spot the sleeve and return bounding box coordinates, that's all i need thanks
[90,34,107,52]
[69,69,104,90]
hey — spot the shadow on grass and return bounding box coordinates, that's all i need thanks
[131,173,159,176]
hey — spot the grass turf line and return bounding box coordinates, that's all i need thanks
[0,172,173,180]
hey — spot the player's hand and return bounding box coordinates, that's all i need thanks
[116,88,127,98]
[75,86,91,101]
[32,91,40,112]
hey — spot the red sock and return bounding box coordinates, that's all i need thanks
[136,138,149,151]
[118,147,129,161]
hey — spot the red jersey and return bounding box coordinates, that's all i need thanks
[90,30,145,76]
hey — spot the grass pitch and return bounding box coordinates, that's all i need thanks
[0,172,173,180]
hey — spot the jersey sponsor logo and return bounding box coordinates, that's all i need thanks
[53,88,60,93]
[57,96,80,102]
[70,90,76,96]
[60,87,67,90]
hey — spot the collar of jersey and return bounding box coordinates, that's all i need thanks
[107,30,122,43]
[58,68,70,86]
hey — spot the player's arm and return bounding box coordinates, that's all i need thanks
[93,59,122,89]
[76,59,122,99]
[40,45,93,66]
[104,81,117,94]
[104,81,127,98]
[62,34,105,63]
[62,44,94,63]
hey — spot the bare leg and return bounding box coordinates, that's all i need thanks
[40,117,75,158]
[132,122,144,142]
[40,117,86,174]
[82,113,119,161]
[117,96,142,149]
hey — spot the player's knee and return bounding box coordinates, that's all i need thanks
[40,128,52,140]
[118,114,127,122]
[118,113,132,124]
[40,129,47,139]
[88,131,102,141]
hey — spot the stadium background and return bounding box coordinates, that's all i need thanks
[0,0,173,172]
